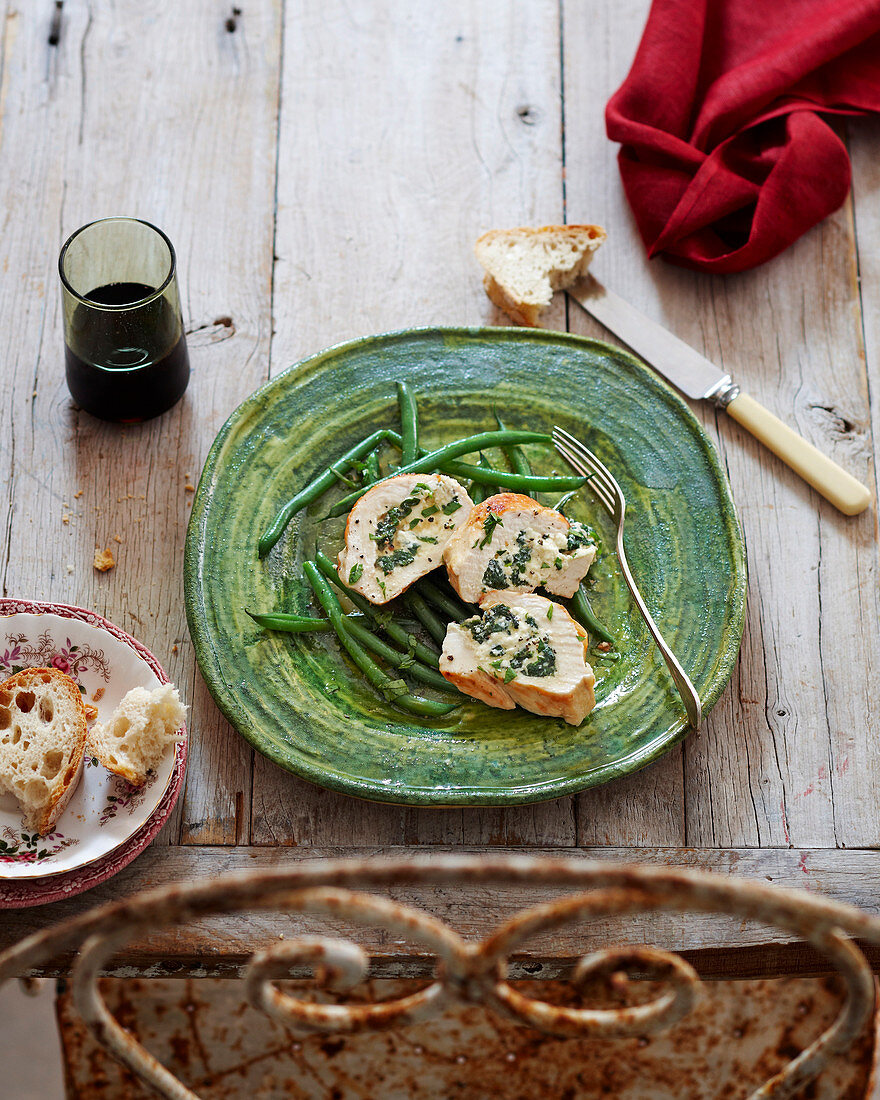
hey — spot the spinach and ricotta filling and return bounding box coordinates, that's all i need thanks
[464,603,557,682]
[480,521,597,592]
[371,483,461,576]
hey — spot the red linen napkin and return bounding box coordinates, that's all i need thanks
[606,0,880,273]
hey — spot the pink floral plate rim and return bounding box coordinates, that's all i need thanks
[0,597,187,907]
[0,603,177,878]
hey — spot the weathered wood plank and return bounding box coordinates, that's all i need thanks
[254,0,577,847]
[559,0,688,847]
[4,846,880,979]
[0,1,283,844]
[561,0,879,849]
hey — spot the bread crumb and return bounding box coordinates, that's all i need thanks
[185,483,195,493]
[62,514,70,525]
[171,644,178,653]
[93,548,115,572]
[74,490,84,499]
[92,687,105,702]
[83,703,98,722]
[113,534,122,543]
[66,563,74,574]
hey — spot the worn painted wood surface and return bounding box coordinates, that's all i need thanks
[0,0,878,970]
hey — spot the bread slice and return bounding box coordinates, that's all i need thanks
[0,667,88,835]
[87,684,186,787]
[475,224,607,325]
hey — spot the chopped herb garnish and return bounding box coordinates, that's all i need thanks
[419,536,438,544]
[348,563,364,584]
[547,606,553,620]
[442,498,462,515]
[478,510,503,549]
[554,557,563,570]
[422,505,440,517]
[381,678,409,701]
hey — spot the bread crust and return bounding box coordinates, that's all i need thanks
[0,667,88,835]
[475,224,607,326]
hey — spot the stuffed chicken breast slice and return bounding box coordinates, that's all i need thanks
[337,474,473,604]
[441,592,596,725]
[443,493,596,605]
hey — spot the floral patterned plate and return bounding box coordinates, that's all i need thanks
[0,599,185,882]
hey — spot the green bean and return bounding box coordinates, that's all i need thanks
[343,618,457,694]
[569,584,616,646]
[259,429,397,558]
[553,490,578,514]
[250,599,452,690]
[384,430,583,494]
[247,610,332,633]
[402,590,448,646]
[495,413,532,477]
[303,562,458,718]
[314,550,441,668]
[363,448,381,482]
[397,382,419,465]
[469,453,499,504]
[417,578,470,622]
[440,461,585,493]
[327,430,553,517]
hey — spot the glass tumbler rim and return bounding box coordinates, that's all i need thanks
[58,216,178,311]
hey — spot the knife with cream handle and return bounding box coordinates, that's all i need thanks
[568,276,871,516]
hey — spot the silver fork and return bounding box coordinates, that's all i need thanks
[553,426,702,729]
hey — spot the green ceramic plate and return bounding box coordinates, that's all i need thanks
[185,327,745,805]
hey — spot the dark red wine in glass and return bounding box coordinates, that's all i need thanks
[59,220,190,422]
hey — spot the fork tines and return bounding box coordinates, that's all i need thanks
[552,427,617,515]
[551,425,702,730]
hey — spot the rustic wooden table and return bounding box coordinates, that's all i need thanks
[0,1,878,979]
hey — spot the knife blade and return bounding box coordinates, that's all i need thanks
[568,276,871,516]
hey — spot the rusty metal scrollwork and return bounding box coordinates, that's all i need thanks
[1,856,878,1100]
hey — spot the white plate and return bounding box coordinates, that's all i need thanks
[0,604,179,879]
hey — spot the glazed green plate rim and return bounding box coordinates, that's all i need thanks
[184,326,746,805]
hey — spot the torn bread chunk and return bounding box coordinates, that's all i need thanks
[475,224,606,326]
[337,473,474,604]
[0,667,87,835]
[88,683,186,787]
[440,593,596,725]
[443,493,596,605]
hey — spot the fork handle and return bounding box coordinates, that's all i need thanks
[725,393,871,516]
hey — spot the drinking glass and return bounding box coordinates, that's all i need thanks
[59,217,190,422]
